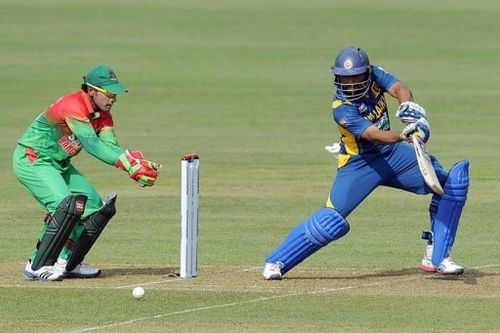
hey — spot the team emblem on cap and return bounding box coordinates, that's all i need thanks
[343,59,353,69]
[108,70,117,81]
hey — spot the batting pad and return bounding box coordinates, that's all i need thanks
[431,160,469,265]
[66,192,117,271]
[265,208,349,275]
[32,194,88,271]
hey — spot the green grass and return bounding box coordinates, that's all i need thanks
[1,0,499,332]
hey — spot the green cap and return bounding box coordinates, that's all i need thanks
[83,65,127,94]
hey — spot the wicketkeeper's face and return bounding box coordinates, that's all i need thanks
[89,87,117,112]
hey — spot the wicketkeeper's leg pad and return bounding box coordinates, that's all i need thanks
[431,160,469,265]
[31,194,88,271]
[265,207,349,275]
[65,192,117,271]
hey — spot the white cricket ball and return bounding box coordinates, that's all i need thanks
[132,287,145,299]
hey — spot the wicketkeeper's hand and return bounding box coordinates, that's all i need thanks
[115,150,161,187]
[400,118,431,143]
[395,102,427,124]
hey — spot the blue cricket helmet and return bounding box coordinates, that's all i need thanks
[331,47,372,101]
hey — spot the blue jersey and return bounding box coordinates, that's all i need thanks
[332,66,398,167]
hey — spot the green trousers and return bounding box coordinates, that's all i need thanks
[12,145,103,261]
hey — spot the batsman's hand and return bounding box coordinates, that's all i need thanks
[395,101,427,124]
[400,118,431,143]
[115,150,161,187]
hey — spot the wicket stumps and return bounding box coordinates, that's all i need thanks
[180,153,199,278]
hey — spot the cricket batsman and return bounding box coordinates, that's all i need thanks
[12,65,161,281]
[262,47,469,279]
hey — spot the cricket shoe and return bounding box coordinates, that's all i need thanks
[23,260,64,281]
[262,262,283,280]
[55,258,102,279]
[420,245,464,275]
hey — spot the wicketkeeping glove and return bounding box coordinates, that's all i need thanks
[400,118,431,143]
[395,101,427,124]
[115,150,161,187]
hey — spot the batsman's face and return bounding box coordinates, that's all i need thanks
[90,89,116,112]
[338,74,366,95]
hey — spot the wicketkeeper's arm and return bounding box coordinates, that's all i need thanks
[98,127,125,155]
[67,118,160,186]
[67,118,122,165]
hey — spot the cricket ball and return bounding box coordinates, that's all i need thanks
[132,287,145,299]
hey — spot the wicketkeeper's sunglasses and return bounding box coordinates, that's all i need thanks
[86,83,116,99]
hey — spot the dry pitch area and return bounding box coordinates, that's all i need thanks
[1,263,498,332]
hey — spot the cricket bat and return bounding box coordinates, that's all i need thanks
[412,134,444,195]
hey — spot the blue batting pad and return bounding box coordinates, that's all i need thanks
[432,160,469,265]
[265,208,349,275]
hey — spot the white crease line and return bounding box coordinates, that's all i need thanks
[470,263,500,269]
[66,281,384,333]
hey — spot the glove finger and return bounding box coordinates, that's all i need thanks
[136,175,156,186]
[141,159,161,171]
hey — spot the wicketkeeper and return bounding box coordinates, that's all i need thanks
[263,47,469,279]
[12,65,161,281]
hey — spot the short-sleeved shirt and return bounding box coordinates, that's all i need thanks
[332,66,398,167]
[17,90,124,166]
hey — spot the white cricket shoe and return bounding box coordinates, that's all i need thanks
[420,245,464,275]
[262,262,283,280]
[55,258,102,279]
[23,260,64,281]
[437,257,464,275]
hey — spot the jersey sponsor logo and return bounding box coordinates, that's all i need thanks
[375,113,390,131]
[365,96,388,124]
[58,134,82,157]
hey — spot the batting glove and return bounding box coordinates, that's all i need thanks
[400,118,431,143]
[395,101,427,124]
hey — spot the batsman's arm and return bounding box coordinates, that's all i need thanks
[361,125,404,144]
[387,81,413,104]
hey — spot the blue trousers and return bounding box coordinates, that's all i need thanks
[329,142,447,217]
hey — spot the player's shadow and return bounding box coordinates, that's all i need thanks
[286,267,499,285]
[103,267,178,278]
[430,268,500,285]
[286,267,419,281]
[284,268,500,284]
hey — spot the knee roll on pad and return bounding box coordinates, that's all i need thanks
[432,160,469,265]
[304,207,350,245]
[66,193,117,271]
[265,208,349,275]
[31,194,88,271]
